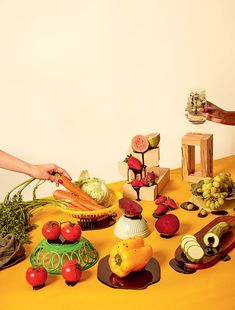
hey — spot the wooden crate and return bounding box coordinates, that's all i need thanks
[118,161,161,180]
[181,132,213,183]
[122,167,170,201]
[126,146,160,167]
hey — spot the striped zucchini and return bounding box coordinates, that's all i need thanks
[203,221,231,248]
[181,234,204,262]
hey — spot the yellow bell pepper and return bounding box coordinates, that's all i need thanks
[108,237,153,278]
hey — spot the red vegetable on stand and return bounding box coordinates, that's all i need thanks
[42,221,61,241]
[61,222,82,243]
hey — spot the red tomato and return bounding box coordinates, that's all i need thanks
[42,220,61,241]
[62,260,82,283]
[61,222,82,242]
[26,265,48,287]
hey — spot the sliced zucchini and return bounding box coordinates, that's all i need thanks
[181,236,197,250]
[181,234,196,241]
[186,244,204,262]
[184,240,200,253]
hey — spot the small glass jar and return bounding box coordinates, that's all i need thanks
[185,88,207,124]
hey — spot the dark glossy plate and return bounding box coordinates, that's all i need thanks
[97,255,161,290]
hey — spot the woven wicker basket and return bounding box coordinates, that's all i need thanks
[56,188,122,220]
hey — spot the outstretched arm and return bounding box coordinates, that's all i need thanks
[199,101,235,125]
[0,150,71,184]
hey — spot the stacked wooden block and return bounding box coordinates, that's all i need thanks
[181,132,213,183]
[118,136,170,201]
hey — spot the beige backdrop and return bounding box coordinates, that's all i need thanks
[0,0,235,198]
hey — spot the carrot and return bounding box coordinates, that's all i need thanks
[53,190,89,211]
[53,189,105,211]
[58,175,98,205]
[76,196,106,210]
[67,203,86,211]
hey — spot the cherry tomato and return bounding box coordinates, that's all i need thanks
[26,265,48,287]
[61,222,82,243]
[62,260,82,283]
[42,220,61,241]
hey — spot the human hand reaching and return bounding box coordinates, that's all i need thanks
[198,101,235,125]
[28,163,72,186]
[198,101,226,123]
[0,150,72,184]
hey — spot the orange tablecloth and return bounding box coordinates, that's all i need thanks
[1,156,235,310]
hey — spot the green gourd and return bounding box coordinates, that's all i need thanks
[203,221,231,248]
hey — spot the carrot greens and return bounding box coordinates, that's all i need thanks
[0,178,68,244]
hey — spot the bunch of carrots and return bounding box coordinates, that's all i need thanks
[53,175,106,211]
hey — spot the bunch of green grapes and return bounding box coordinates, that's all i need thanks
[194,173,234,210]
[217,172,234,192]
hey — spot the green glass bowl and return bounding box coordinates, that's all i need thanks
[30,236,99,274]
